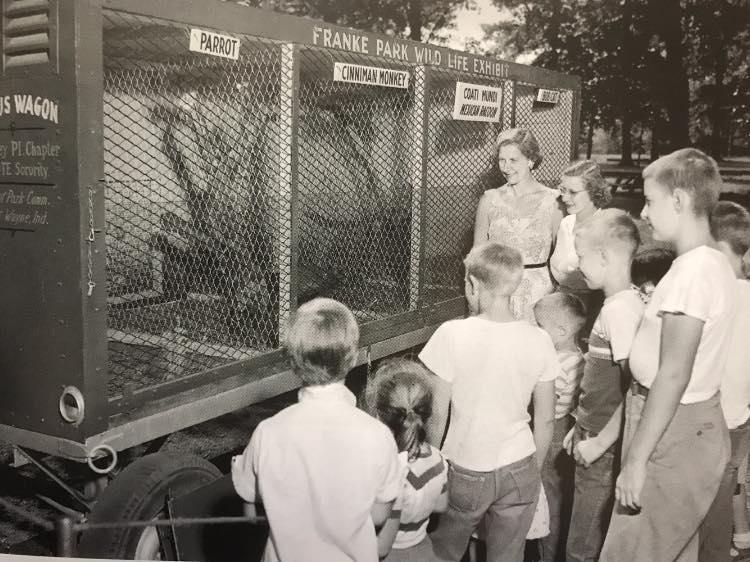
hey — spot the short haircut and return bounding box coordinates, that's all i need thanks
[631,247,676,287]
[562,160,612,208]
[642,148,721,217]
[710,200,750,258]
[495,128,543,170]
[464,243,524,295]
[577,208,641,259]
[285,298,359,386]
[533,292,587,331]
[365,358,433,461]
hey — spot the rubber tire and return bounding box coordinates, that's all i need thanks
[77,452,221,560]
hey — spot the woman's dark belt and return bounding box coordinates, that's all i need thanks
[524,262,547,269]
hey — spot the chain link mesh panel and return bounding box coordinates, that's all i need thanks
[422,69,508,305]
[513,83,574,188]
[99,8,578,401]
[296,47,415,322]
[103,11,286,397]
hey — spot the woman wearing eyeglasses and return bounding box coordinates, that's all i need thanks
[549,160,612,327]
[473,128,564,322]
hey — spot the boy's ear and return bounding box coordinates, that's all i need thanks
[467,274,480,294]
[672,187,690,214]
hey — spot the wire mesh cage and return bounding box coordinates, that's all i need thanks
[103,11,286,396]
[94,7,579,403]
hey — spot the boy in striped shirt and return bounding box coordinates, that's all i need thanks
[563,209,644,562]
[533,292,587,562]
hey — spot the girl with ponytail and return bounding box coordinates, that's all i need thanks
[366,358,449,562]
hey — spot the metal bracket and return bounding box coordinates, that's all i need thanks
[14,447,94,513]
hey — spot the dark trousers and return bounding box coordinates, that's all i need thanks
[565,425,617,562]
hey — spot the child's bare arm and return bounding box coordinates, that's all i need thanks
[434,484,449,513]
[616,313,703,509]
[376,507,400,559]
[427,376,451,448]
[575,402,623,467]
[371,499,394,528]
[533,379,556,470]
[574,360,628,466]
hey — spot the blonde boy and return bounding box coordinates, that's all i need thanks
[698,201,750,560]
[563,209,643,562]
[232,298,403,562]
[419,243,558,561]
[600,149,737,562]
[534,292,587,562]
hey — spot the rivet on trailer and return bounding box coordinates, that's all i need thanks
[0,0,581,558]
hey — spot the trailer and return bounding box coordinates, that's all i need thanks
[0,0,580,558]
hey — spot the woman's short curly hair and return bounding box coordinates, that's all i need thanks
[562,160,612,208]
[495,128,543,170]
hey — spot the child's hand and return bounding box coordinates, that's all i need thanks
[615,460,647,510]
[563,427,575,455]
[573,438,604,467]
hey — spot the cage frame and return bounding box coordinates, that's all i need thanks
[0,0,581,462]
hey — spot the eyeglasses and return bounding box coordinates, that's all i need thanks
[558,188,587,197]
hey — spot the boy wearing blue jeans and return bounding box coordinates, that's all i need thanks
[420,243,558,562]
[232,298,403,562]
[600,149,738,562]
[563,209,644,562]
[698,201,750,561]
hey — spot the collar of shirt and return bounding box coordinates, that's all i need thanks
[298,382,356,406]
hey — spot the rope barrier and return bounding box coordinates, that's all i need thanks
[72,515,267,531]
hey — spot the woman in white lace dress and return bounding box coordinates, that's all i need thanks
[473,128,563,322]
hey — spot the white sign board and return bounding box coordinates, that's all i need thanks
[333,62,410,89]
[536,88,561,104]
[452,82,503,122]
[189,28,240,60]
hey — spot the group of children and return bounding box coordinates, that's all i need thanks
[231,147,750,562]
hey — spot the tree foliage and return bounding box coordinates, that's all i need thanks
[226,0,470,42]
[483,0,750,159]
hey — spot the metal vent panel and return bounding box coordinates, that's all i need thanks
[1,0,58,75]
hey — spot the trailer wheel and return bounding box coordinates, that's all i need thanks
[77,452,221,560]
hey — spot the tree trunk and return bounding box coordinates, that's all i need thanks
[586,114,595,160]
[650,111,660,161]
[407,0,423,41]
[547,0,562,69]
[710,6,728,160]
[657,0,690,150]
[620,0,634,166]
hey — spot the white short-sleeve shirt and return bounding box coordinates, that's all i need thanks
[721,279,750,428]
[629,245,739,404]
[419,317,560,471]
[231,383,403,562]
[550,214,589,292]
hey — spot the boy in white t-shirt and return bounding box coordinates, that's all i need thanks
[419,243,558,562]
[699,201,750,561]
[231,298,403,562]
[600,149,738,562]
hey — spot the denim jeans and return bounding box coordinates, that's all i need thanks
[539,416,575,562]
[698,418,750,561]
[565,425,617,562]
[431,454,539,562]
[600,391,729,562]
